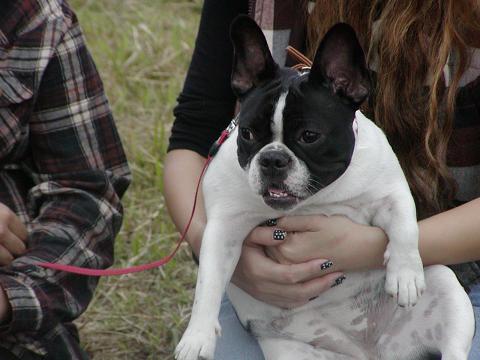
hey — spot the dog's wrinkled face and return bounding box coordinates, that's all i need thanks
[230,16,370,210]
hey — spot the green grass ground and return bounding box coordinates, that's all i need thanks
[70,1,201,358]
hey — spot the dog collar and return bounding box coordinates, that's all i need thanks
[287,46,312,70]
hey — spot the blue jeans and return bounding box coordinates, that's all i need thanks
[215,290,480,360]
[215,295,264,360]
[468,283,480,360]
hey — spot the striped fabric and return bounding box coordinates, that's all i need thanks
[249,0,309,67]
[250,0,480,290]
[0,0,131,358]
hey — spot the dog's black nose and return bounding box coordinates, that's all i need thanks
[259,151,292,172]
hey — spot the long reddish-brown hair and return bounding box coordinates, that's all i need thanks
[306,0,480,218]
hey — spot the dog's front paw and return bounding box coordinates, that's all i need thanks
[175,321,221,360]
[384,250,426,307]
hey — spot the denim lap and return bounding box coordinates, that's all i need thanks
[214,295,264,360]
[468,283,480,360]
[215,289,480,359]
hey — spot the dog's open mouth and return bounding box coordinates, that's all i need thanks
[262,184,299,209]
[267,187,291,198]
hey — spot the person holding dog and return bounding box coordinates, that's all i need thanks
[0,1,131,359]
[165,0,480,358]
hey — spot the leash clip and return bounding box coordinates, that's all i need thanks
[208,115,239,158]
[225,115,239,134]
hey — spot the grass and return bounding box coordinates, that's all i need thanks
[69,0,202,358]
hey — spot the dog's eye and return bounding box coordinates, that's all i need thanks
[299,130,322,144]
[240,128,254,141]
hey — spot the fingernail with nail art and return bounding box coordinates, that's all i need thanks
[273,229,287,240]
[331,275,346,287]
[320,260,333,270]
[265,218,278,226]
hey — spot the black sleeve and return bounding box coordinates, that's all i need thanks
[168,0,249,157]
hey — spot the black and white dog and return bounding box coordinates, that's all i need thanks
[175,16,474,360]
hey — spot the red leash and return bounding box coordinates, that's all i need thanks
[37,46,309,277]
[37,122,236,276]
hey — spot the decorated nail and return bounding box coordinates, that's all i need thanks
[331,275,346,287]
[273,229,287,241]
[320,260,333,270]
[265,218,278,227]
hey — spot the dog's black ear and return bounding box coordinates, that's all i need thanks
[230,15,278,97]
[309,23,370,107]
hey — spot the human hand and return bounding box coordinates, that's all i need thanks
[0,203,28,266]
[0,287,10,324]
[231,223,344,309]
[265,215,388,273]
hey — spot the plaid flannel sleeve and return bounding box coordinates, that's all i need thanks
[0,6,131,335]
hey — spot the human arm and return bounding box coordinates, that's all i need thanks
[0,5,130,335]
[266,197,480,273]
[165,0,249,255]
[419,197,480,265]
[164,149,207,256]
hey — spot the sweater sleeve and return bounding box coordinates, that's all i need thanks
[168,0,249,157]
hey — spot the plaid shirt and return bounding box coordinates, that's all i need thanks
[250,0,480,290]
[0,0,131,358]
